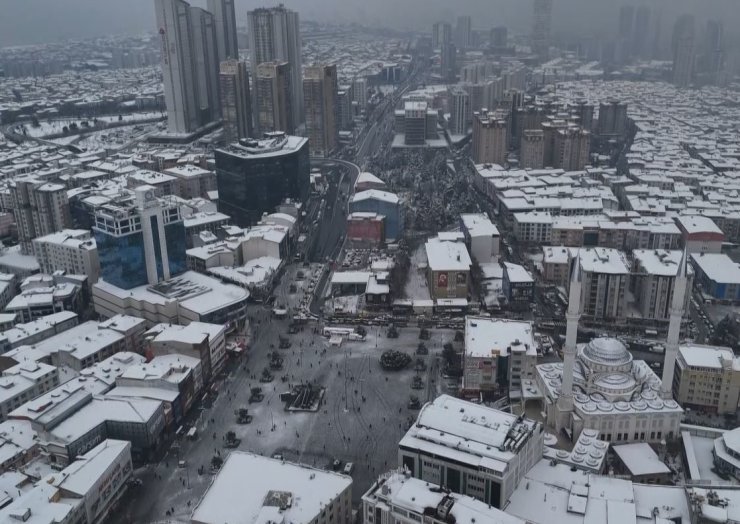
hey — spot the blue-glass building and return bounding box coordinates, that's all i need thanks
[94,186,187,289]
[215,133,310,227]
[349,189,403,241]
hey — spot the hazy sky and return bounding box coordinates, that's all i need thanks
[0,0,738,48]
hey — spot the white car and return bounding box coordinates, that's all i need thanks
[343,462,354,475]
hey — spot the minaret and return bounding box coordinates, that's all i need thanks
[661,249,689,399]
[557,252,582,430]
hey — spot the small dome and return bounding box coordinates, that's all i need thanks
[582,338,632,366]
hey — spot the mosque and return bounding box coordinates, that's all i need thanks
[534,251,687,444]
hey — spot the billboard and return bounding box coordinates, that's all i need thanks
[437,272,448,288]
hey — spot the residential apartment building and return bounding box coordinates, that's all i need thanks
[673,344,740,414]
[520,129,545,169]
[255,61,294,134]
[472,110,508,165]
[578,247,630,320]
[247,5,303,125]
[219,59,253,142]
[631,249,693,321]
[553,127,590,171]
[303,64,338,157]
[32,229,100,285]
[9,176,71,254]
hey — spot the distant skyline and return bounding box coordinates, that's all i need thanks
[0,0,738,49]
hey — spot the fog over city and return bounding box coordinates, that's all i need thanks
[2,0,739,48]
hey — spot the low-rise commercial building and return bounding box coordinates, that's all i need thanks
[191,452,353,524]
[8,352,146,430]
[42,396,165,465]
[0,361,59,420]
[6,315,144,372]
[612,443,672,484]
[93,270,249,329]
[349,190,403,241]
[109,353,201,424]
[0,439,132,524]
[0,311,78,355]
[425,239,471,299]
[5,278,81,324]
[145,321,226,382]
[502,262,534,306]
[361,471,523,524]
[0,419,39,473]
[398,395,543,509]
[691,252,740,302]
[346,212,385,246]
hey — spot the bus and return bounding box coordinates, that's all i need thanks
[322,326,355,338]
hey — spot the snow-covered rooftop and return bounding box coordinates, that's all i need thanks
[460,213,500,238]
[399,395,539,473]
[612,443,671,477]
[191,452,352,524]
[425,239,472,272]
[465,316,536,358]
[691,253,740,284]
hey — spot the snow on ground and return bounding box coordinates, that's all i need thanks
[20,111,165,138]
[110,264,459,524]
[404,244,431,300]
[52,121,161,151]
[688,434,738,483]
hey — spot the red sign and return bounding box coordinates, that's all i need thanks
[437,272,448,288]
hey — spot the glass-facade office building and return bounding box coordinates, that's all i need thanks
[215,134,310,227]
[94,197,187,290]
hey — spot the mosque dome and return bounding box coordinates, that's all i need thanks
[580,337,633,372]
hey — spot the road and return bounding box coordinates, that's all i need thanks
[112,266,456,522]
[110,58,430,523]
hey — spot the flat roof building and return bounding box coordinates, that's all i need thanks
[691,252,740,302]
[191,452,352,524]
[463,316,538,397]
[676,215,724,254]
[362,471,523,524]
[215,133,310,227]
[398,395,543,509]
[631,249,694,321]
[674,344,740,414]
[93,270,248,331]
[460,213,500,263]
